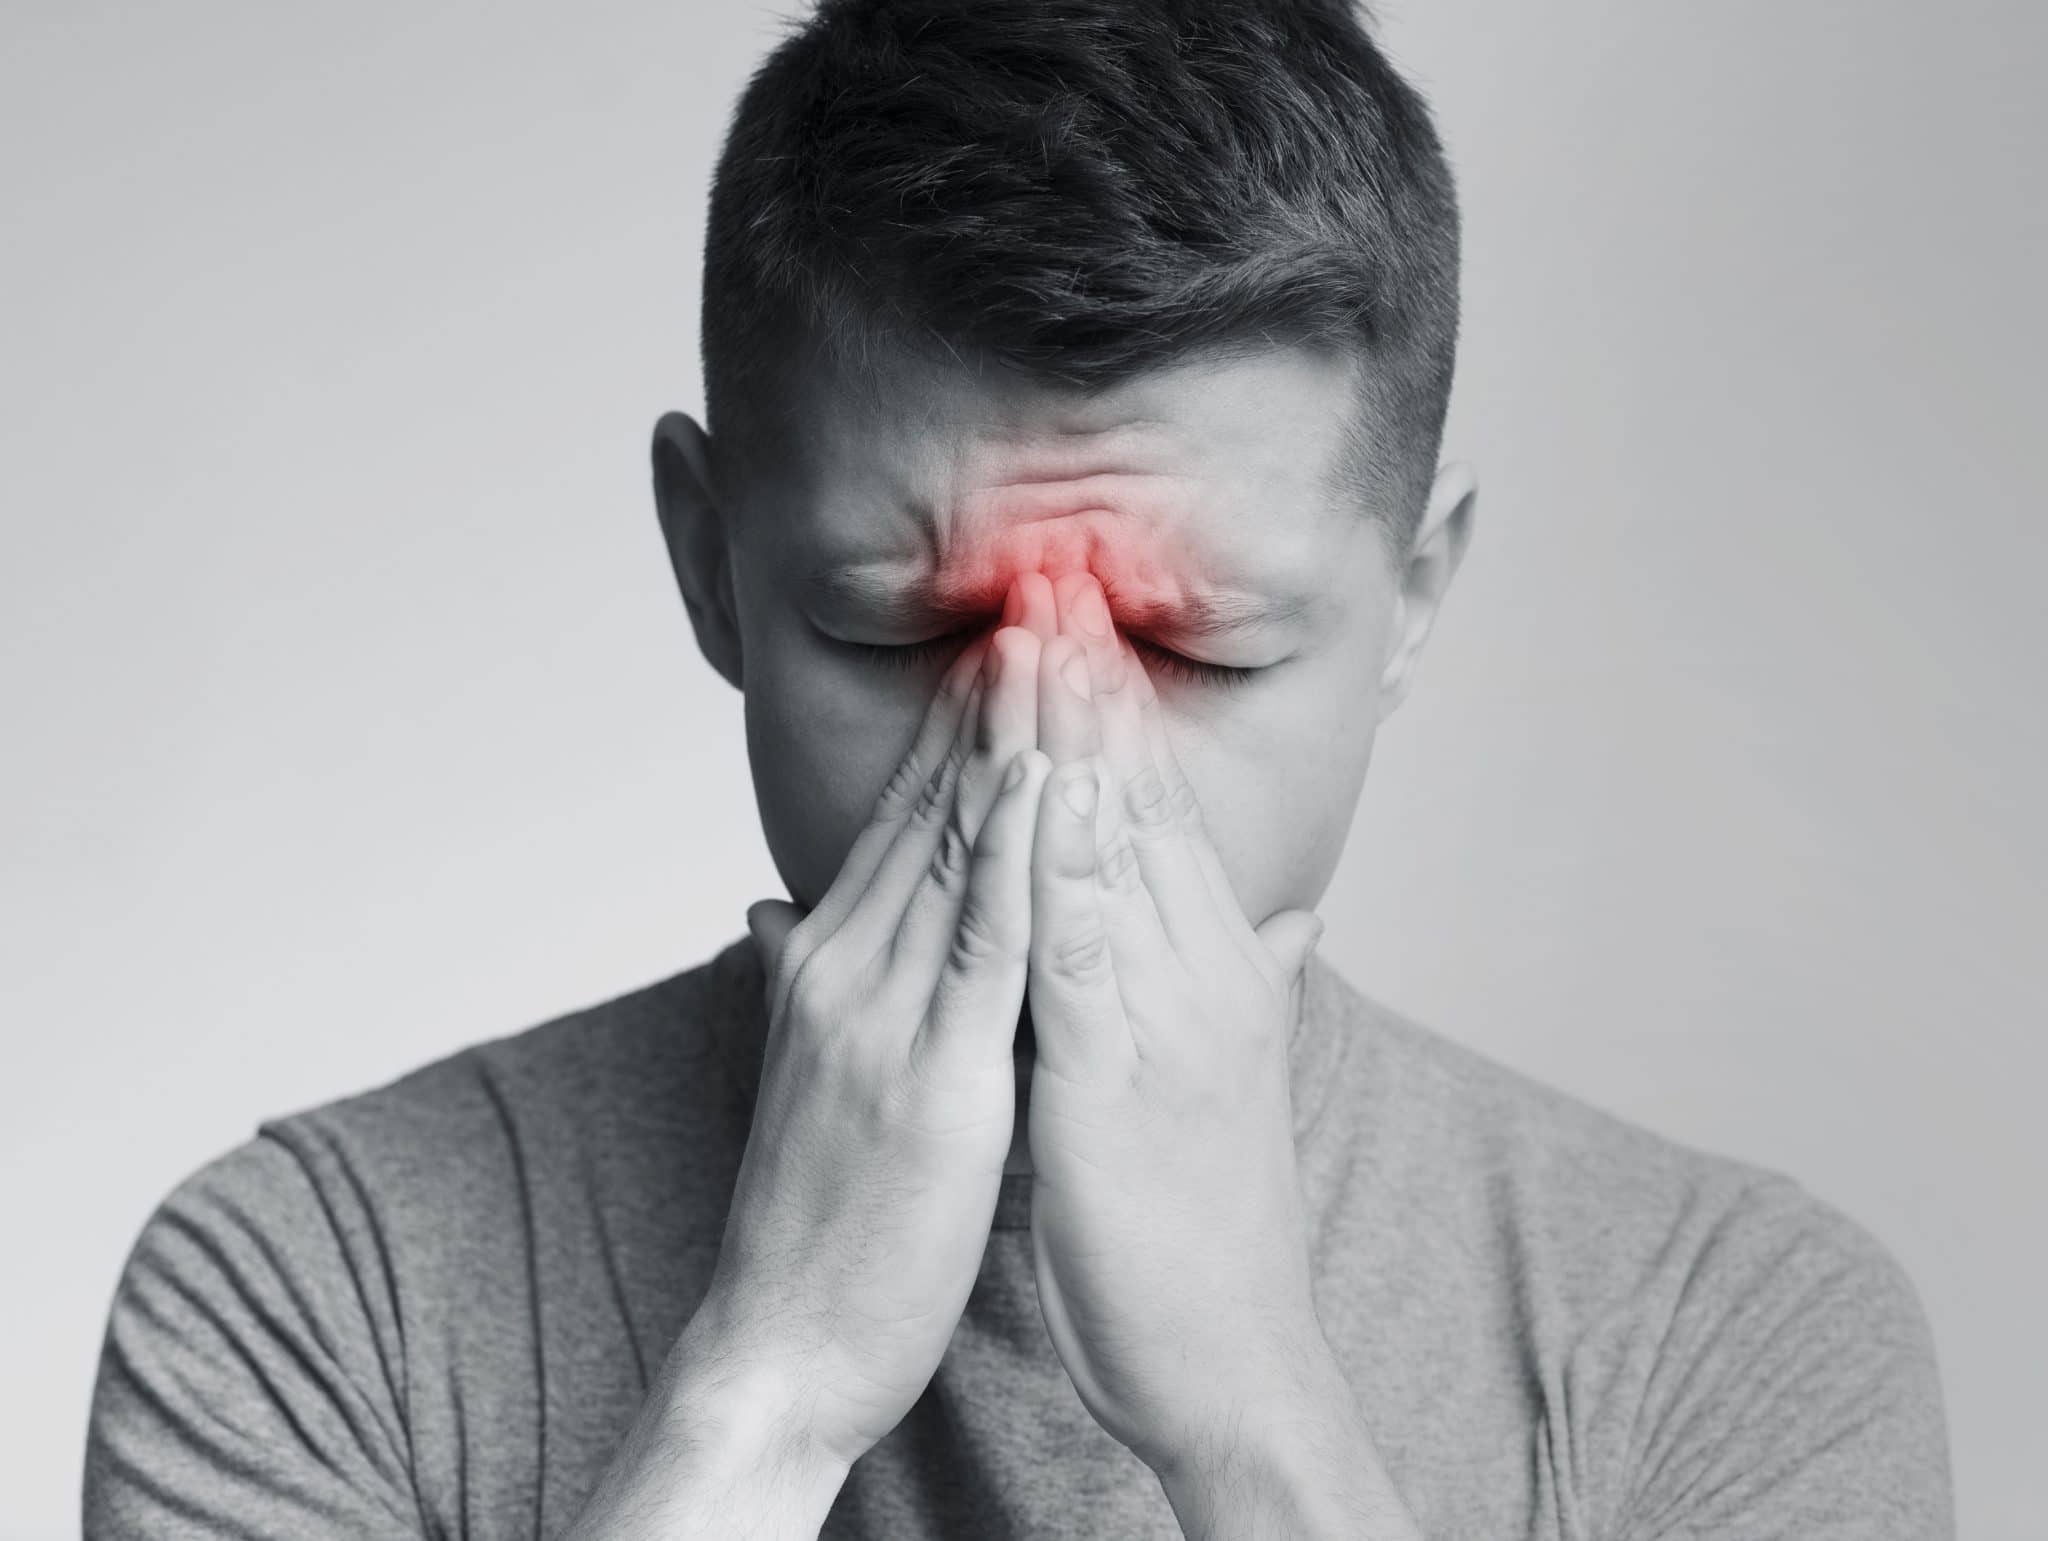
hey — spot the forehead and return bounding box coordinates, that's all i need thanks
[751,340,1371,604]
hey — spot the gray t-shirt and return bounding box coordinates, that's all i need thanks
[84,941,1953,1538]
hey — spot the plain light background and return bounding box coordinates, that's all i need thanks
[4,1,2041,1536]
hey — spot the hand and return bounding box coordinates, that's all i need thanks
[707,625,1050,1472]
[1021,572,1337,1481]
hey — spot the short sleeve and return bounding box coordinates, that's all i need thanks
[84,1134,425,1539]
[1615,1178,1954,1540]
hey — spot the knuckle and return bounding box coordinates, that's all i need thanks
[786,909,828,957]
[1049,927,1112,983]
[911,749,962,827]
[1097,836,1143,894]
[874,754,926,821]
[783,953,838,1032]
[948,898,1010,970]
[927,820,971,889]
[1123,766,1173,828]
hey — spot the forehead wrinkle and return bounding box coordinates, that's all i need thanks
[967,418,1178,482]
[944,472,1194,539]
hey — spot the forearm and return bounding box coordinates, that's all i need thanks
[1154,1356,1420,1541]
[562,1294,849,1541]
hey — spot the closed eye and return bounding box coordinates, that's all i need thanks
[828,626,1260,690]
[1126,635,1261,690]
[830,630,975,673]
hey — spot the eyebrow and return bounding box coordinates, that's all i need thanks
[800,565,1311,639]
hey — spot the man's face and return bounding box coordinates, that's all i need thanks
[698,341,1434,933]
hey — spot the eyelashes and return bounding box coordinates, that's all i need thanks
[835,634,966,674]
[1127,637,1260,690]
[831,630,1260,690]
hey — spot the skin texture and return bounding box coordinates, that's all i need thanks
[635,339,1476,1532]
[654,338,1476,1175]
[1020,576,1424,1534]
[563,638,1059,1537]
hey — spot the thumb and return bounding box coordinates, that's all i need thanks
[746,897,806,1008]
[1254,908,1325,991]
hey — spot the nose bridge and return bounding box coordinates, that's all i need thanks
[934,506,1116,603]
[1015,515,1105,583]
[925,508,1081,598]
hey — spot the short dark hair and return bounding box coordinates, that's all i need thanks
[700,0,1460,556]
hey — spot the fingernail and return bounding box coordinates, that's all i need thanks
[1072,581,1112,638]
[1001,584,1024,627]
[1061,650,1092,700]
[1001,751,1029,792]
[1060,767,1098,817]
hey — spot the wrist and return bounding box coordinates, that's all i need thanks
[656,1293,852,1535]
[1152,1345,1419,1541]
[1148,1322,1348,1477]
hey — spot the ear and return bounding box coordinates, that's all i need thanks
[651,410,744,691]
[1377,460,1478,722]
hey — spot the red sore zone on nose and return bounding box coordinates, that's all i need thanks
[935,523,1196,634]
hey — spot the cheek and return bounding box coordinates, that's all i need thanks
[1167,671,1379,922]
[743,629,936,908]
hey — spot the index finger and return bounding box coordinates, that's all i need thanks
[802,636,990,944]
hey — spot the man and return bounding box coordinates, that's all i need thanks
[85,2,1953,1535]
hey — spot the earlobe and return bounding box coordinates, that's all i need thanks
[652,410,745,691]
[1376,460,1478,722]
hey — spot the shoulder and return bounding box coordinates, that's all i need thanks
[1614,1175,1953,1536]
[1312,959,1938,1322]
[1305,962,1953,1536]
[100,941,764,1371]
[1305,958,1765,1235]
[87,1112,419,1535]
[240,939,760,1212]
[98,941,744,1329]
[87,943,762,1536]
